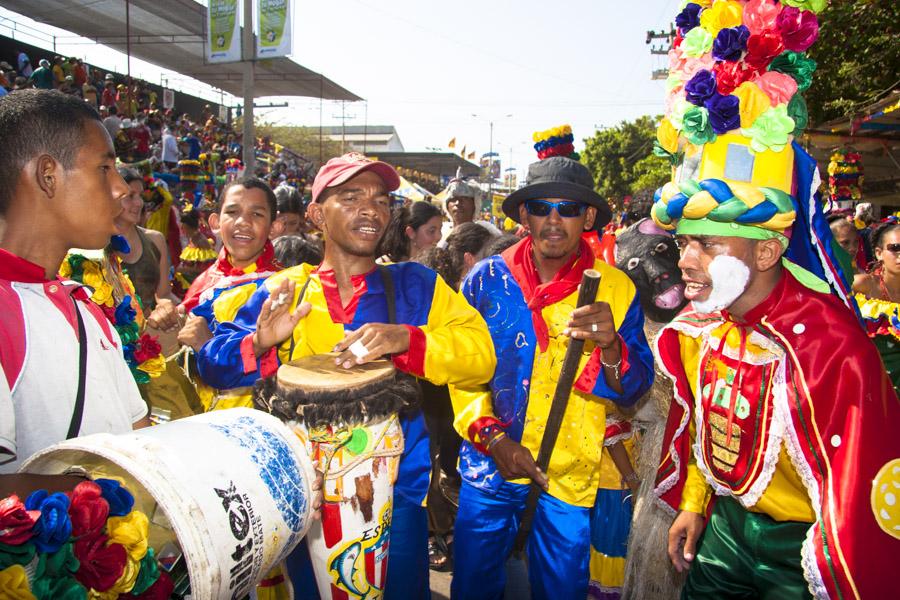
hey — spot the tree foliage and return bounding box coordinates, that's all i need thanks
[580,115,671,208]
[806,0,900,125]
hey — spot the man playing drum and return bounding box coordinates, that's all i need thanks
[196,152,496,598]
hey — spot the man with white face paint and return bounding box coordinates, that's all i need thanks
[649,179,900,599]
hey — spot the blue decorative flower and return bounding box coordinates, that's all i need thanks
[114,296,137,327]
[675,3,702,34]
[704,93,741,134]
[685,70,718,106]
[109,235,131,254]
[24,491,72,554]
[712,25,750,62]
[94,479,135,518]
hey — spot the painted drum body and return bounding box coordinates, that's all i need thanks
[292,415,403,600]
[23,408,316,599]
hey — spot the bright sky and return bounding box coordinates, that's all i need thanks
[0,0,680,177]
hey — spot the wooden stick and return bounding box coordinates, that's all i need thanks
[511,268,602,557]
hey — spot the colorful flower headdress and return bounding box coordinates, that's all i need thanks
[532,124,580,161]
[655,0,822,164]
[827,150,864,203]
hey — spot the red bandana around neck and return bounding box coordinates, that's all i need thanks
[502,236,594,352]
[215,240,278,277]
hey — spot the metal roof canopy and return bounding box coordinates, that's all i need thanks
[1,0,361,101]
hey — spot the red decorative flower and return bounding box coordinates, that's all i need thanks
[0,495,40,545]
[713,61,758,95]
[123,570,174,599]
[745,29,784,70]
[73,533,127,592]
[67,481,109,538]
[133,334,161,364]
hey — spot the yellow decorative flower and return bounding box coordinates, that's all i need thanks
[0,565,35,599]
[733,81,772,129]
[107,510,150,562]
[657,118,680,154]
[59,259,73,279]
[699,0,744,37]
[136,355,166,379]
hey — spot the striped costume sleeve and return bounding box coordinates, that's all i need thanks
[196,282,274,389]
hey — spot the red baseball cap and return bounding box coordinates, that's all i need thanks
[311,152,400,203]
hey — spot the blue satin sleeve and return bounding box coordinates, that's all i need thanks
[195,283,273,389]
[590,295,653,407]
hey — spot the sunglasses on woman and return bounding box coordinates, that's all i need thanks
[883,243,900,254]
[523,199,587,218]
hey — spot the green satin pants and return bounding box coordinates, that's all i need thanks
[683,496,813,599]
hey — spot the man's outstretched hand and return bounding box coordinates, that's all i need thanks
[490,437,549,490]
[252,279,312,356]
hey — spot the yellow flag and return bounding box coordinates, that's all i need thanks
[448,137,456,149]
[460,145,466,157]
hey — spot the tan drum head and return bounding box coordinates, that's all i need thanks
[277,353,395,393]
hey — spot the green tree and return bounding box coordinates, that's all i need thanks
[806,0,899,124]
[580,115,671,209]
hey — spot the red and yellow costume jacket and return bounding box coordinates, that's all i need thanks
[654,270,900,599]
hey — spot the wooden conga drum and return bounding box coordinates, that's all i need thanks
[254,353,419,599]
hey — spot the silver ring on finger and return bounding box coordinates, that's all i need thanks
[591,323,598,333]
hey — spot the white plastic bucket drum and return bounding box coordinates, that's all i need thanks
[252,354,418,600]
[292,415,403,599]
[22,408,317,599]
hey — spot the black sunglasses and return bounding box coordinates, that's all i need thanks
[524,199,587,218]
[884,243,900,254]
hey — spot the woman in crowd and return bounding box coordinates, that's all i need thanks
[853,221,900,395]
[379,201,444,263]
[417,221,500,570]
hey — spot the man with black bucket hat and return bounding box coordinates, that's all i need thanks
[449,127,654,598]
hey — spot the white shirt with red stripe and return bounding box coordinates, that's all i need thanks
[0,249,148,473]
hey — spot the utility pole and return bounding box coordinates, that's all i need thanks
[241,0,255,172]
[332,102,356,154]
[646,25,676,81]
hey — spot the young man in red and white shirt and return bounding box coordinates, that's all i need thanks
[0,90,150,495]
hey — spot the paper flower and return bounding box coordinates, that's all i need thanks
[705,93,741,134]
[122,570,173,599]
[95,556,142,599]
[787,93,809,135]
[0,496,39,546]
[681,26,714,57]
[699,0,743,37]
[73,534,127,592]
[681,54,716,81]
[668,97,694,130]
[776,6,819,52]
[712,25,750,61]
[128,548,160,596]
[745,29,785,70]
[734,81,773,128]
[713,60,758,95]
[682,106,718,145]
[31,542,83,600]
[675,2,702,33]
[0,564,33,599]
[94,479,135,518]
[107,511,149,563]
[25,491,72,554]
[133,335,162,365]
[781,0,827,14]
[741,104,795,152]
[67,481,110,538]
[753,71,799,106]
[743,0,782,35]
[768,50,817,91]
[114,295,137,327]
[685,70,719,105]
[657,118,681,153]
[665,73,684,93]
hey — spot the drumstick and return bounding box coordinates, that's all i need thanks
[511,268,601,557]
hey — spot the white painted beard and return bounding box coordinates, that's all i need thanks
[692,255,751,313]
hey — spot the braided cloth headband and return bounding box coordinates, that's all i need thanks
[652,178,796,245]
